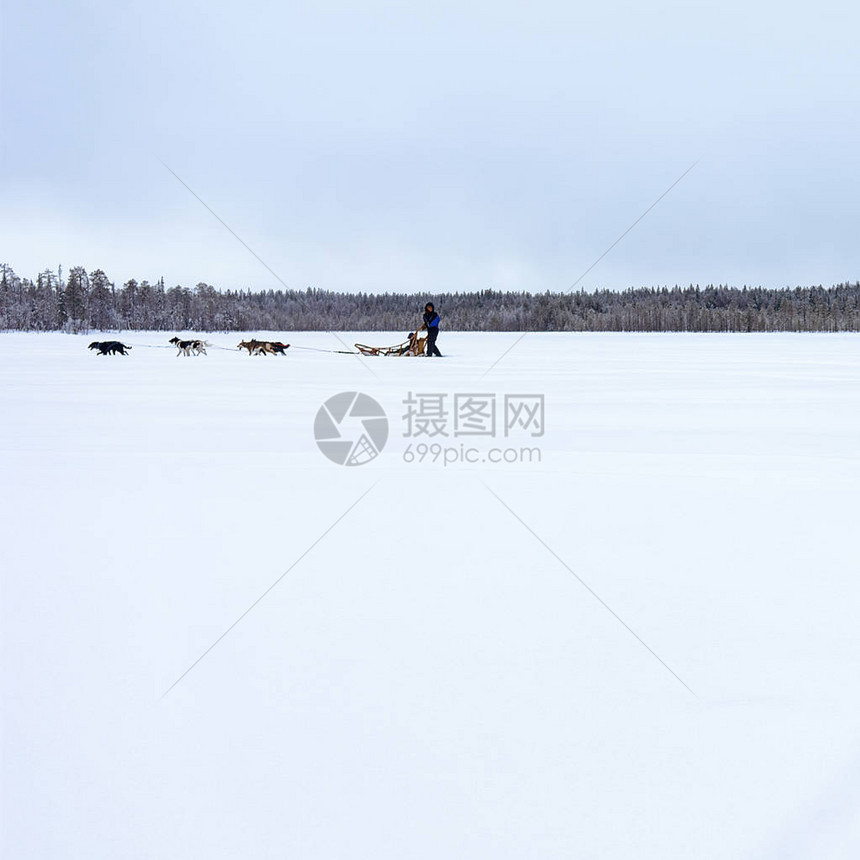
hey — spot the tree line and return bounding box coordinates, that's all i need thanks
[1,263,859,333]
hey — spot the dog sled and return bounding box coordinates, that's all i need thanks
[355,332,426,357]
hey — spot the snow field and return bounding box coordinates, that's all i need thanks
[2,331,859,859]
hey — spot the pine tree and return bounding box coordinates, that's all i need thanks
[89,269,113,330]
[64,266,90,332]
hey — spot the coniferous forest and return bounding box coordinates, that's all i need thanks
[1,263,859,333]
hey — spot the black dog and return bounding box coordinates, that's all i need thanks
[88,341,132,356]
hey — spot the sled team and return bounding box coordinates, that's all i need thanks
[88,303,441,358]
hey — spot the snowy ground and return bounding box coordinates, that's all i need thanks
[2,330,860,859]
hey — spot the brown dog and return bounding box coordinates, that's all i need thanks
[238,339,266,355]
[238,339,290,356]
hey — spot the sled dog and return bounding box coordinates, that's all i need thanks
[88,341,132,356]
[169,336,209,356]
[238,339,290,356]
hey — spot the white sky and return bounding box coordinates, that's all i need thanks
[1,0,858,292]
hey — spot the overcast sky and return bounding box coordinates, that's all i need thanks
[1,0,858,293]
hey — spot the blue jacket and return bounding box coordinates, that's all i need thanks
[423,310,440,329]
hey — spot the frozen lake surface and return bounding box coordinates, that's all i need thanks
[2,331,860,859]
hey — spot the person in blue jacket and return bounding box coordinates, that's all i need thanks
[420,302,442,357]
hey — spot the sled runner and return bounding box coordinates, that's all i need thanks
[355,332,426,357]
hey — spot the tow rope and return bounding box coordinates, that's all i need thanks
[289,344,359,355]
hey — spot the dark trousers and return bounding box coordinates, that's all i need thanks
[426,327,442,356]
